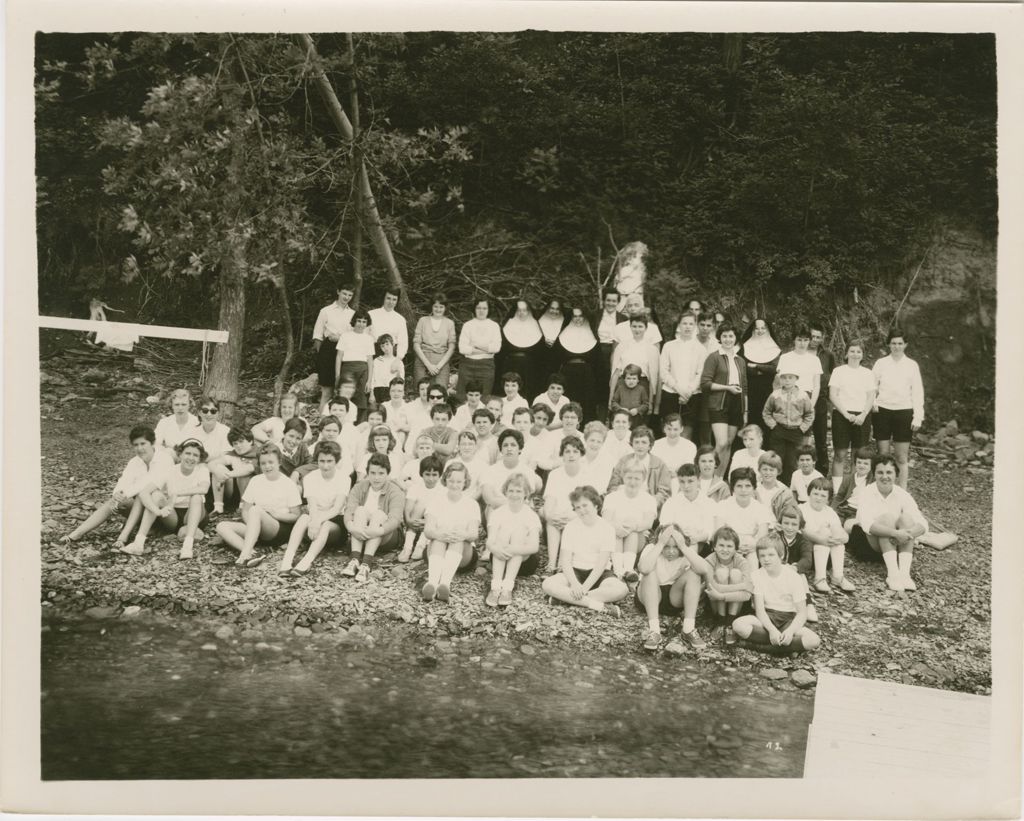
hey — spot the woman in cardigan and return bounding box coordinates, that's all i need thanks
[699,323,748,478]
[740,317,782,440]
[412,293,458,390]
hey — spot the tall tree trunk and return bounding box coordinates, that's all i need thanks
[293,33,413,318]
[347,33,364,309]
[206,255,246,423]
[271,264,296,413]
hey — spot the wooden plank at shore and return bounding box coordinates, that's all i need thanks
[804,672,990,779]
[38,316,229,344]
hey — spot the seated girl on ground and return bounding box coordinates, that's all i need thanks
[831,446,875,534]
[540,485,629,617]
[62,424,174,546]
[732,532,820,653]
[776,506,818,623]
[485,473,542,607]
[755,451,796,522]
[420,461,482,603]
[398,454,445,563]
[123,438,211,559]
[601,457,658,583]
[800,477,854,594]
[208,427,260,513]
[399,434,439,491]
[352,406,388,466]
[446,430,486,500]
[635,523,712,651]
[342,453,407,583]
[703,525,753,646]
[215,443,302,567]
[278,417,313,477]
[279,441,351,577]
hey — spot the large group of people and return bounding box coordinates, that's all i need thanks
[61,279,932,654]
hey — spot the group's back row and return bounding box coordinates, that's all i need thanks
[311,281,924,490]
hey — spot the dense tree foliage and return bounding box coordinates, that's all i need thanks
[36,31,996,353]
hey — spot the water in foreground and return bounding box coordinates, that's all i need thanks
[42,615,811,779]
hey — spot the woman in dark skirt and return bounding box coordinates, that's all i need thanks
[740,317,782,439]
[498,299,543,400]
[557,305,601,423]
[537,297,570,390]
[312,280,355,414]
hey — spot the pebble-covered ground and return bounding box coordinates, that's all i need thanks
[39,343,992,695]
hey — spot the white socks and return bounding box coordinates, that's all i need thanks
[682,618,696,633]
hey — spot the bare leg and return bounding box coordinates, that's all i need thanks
[280,512,311,572]
[893,441,911,489]
[115,497,145,547]
[545,523,562,571]
[215,521,248,552]
[66,498,118,541]
[711,423,736,478]
[296,521,342,572]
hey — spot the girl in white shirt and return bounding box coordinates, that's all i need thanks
[829,341,876,480]
[357,424,405,481]
[125,439,211,559]
[154,388,199,456]
[800,477,853,593]
[215,444,302,567]
[541,435,588,572]
[193,398,232,460]
[251,393,310,445]
[280,441,351,577]
[602,458,658,582]
[486,473,541,607]
[335,309,376,419]
[581,421,614,495]
[421,462,482,603]
[371,334,405,407]
[540,486,629,616]
[871,330,925,488]
[714,467,773,568]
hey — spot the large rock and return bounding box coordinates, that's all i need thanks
[791,670,817,689]
[760,668,788,680]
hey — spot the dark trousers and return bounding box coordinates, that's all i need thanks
[813,399,830,474]
[771,424,804,486]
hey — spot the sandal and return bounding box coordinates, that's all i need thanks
[812,577,831,594]
[833,576,856,594]
[290,566,310,577]
[244,553,266,568]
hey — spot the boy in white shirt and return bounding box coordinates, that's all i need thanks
[789,446,824,503]
[652,413,697,476]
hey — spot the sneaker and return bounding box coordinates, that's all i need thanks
[642,630,662,651]
[355,564,370,583]
[679,628,706,650]
[497,590,513,607]
[886,574,905,592]
[724,626,737,646]
[421,582,436,601]
[806,603,819,623]
[341,558,360,577]
[436,583,451,603]
[622,569,640,584]
[485,589,500,608]
[397,545,413,563]
[709,624,725,643]
[179,539,194,560]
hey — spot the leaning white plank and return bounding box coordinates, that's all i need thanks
[38,315,228,344]
[804,672,991,779]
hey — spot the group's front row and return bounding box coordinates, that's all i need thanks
[60,411,929,652]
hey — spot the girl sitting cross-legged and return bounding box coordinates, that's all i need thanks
[342,453,407,583]
[540,485,629,617]
[215,443,302,567]
[485,473,542,607]
[420,461,482,603]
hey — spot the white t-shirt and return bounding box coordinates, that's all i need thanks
[729,448,765,475]
[403,402,435,454]
[522,428,558,471]
[639,542,690,586]
[424,492,481,537]
[659,491,716,544]
[383,400,410,434]
[481,459,542,498]
[790,469,824,503]
[602,487,657,532]
[406,479,444,507]
[488,504,541,553]
[192,422,232,460]
[359,449,404,479]
[372,355,405,389]
[562,516,615,570]
[652,436,697,474]
[533,393,570,418]
[451,402,483,431]
[156,464,211,507]
[776,351,822,397]
[338,330,376,363]
[751,565,808,613]
[829,364,876,414]
[368,307,409,360]
[580,453,614,496]
[499,395,530,428]
[799,501,846,542]
[302,470,352,514]
[715,496,774,547]
[856,483,928,535]
[113,450,175,498]
[242,473,302,510]
[601,431,634,465]
[155,414,200,452]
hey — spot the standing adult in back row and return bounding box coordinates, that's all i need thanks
[872,329,924,488]
[457,298,502,401]
[369,287,409,361]
[312,279,355,413]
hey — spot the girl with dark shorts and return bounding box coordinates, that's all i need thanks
[541,485,629,616]
[215,444,302,567]
[312,281,355,414]
[700,323,748,478]
[335,308,376,421]
[124,438,211,559]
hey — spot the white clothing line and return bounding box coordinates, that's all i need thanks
[38,315,229,344]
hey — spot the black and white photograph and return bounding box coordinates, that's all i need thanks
[4,1,1022,817]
